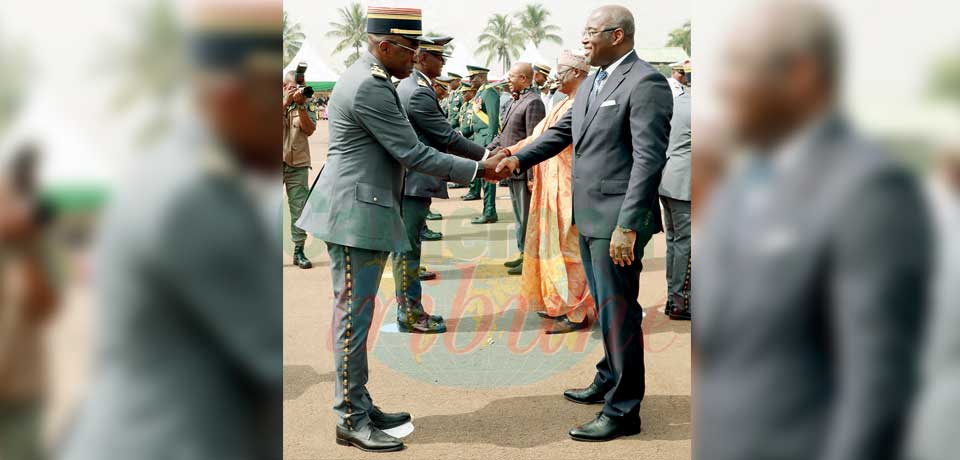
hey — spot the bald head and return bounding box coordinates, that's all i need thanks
[582,5,635,67]
[593,5,635,40]
[506,61,534,94]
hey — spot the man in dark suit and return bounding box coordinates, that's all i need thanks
[496,5,673,441]
[693,3,930,460]
[486,62,545,275]
[395,36,487,333]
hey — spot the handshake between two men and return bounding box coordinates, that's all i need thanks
[476,148,521,182]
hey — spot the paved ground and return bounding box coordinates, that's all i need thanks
[283,122,691,459]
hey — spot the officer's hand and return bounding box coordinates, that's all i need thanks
[480,157,510,182]
[609,228,637,267]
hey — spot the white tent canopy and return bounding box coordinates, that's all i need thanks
[283,41,339,83]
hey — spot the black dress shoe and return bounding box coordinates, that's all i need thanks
[563,382,607,405]
[461,193,480,201]
[503,255,524,268]
[471,214,498,224]
[545,316,589,334]
[420,227,443,241]
[569,413,641,442]
[425,211,443,220]
[397,314,447,333]
[369,405,411,430]
[668,308,691,321]
[419,270,437,281]
[536,311,555,319]
[507,264,522,275]
[336,424,404,452]
[293,246,312,269]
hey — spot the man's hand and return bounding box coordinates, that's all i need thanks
[610,227,637,267]
[479,156,513,182]
[291,89,307,105]
[495,156,520,177]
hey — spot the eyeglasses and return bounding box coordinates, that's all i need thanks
[556,66,578,80]
[384,39,418,54]
[581,27,619,39]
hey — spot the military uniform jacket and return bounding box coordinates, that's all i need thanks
[446,89,464,128]
[282,101,317,167]
[397,70,486,199]
[468,83,501,146]
[296,52,478,253]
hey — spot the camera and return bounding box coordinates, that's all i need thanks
[295,62,315,99]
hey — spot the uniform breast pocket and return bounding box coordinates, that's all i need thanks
[355,182,394,208]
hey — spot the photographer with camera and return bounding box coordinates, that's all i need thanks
[0,144,59,460]
[283,64,317,269]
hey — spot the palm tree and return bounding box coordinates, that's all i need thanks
[107,0,185,146]
[283,11,306,68]
[327,1,366,68]
[476,14,525,74]
[514,3,562,48]
[666,20,691,56]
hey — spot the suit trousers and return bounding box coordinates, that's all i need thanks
[508,179,531,253]
[392,196,432,322]
[283,164,310,246]
[327,242,390,431]
[660,196,691,313]
[579,233,649,420]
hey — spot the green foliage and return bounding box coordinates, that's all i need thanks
[326,1,366,68]
[514,3,562,48]
[666,20,691,56]
[931,47,960,105]
[476,14,525,74]
[283,11,306,68]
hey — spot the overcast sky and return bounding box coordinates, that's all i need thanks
[285,0,691,73]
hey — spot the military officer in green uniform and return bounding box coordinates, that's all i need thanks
[445,72,465,128]
[282,70,317,269]
[295,7,509,452]
[460,65,501,225]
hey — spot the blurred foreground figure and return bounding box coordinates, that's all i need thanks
[0,145,59,460]
[58,3,282,460]
[906,143,960,460]
[694,2,931,460]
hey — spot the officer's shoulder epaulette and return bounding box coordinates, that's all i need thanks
[370,63,388,80]
[417,76,430,87]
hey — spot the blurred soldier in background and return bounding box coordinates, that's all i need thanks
[460,65,501,225]
[694,2,931,460]
[0,143,60,460]
[456,81,477,135]
[282,70,316,269]
[59,3,283,460]
[533,63,551,108]
[446,72,465,129]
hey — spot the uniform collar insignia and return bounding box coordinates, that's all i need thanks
[371,63,388,80]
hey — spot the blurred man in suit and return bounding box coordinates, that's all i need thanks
[60,3,284,459]
[487,62,545,275]
[496,5,672,441]
[693,3,930,460]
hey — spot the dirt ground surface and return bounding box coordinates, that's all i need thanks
[282,121,691,460]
